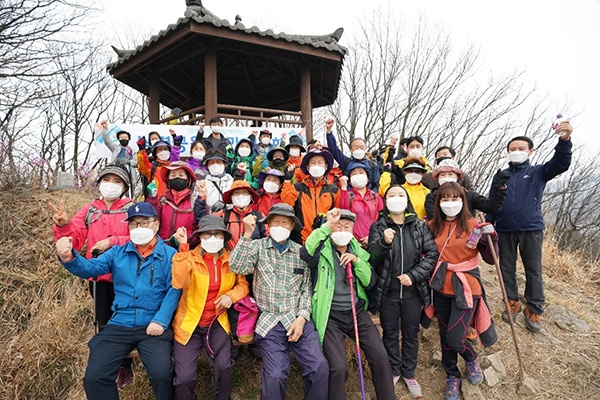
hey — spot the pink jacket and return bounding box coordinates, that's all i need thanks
[337,188,384,240]
[53,198,131,281]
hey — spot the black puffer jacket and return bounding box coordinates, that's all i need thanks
[368,212,439,309]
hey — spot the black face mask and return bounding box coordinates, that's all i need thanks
[169,178,189,191]
[119,139,129,147]
[272,159,285,168]
[436,156,451,166]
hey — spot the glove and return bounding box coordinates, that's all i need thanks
[493,169,510,190]
[211,200,226,213]
[391,163,406,185]
[283,168,294,181]
[476,222,496,236]
[173,135,183,147]
[136,137,146,150]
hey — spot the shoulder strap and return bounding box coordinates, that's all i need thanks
[159,196,193,213]
[150,162,159,180]
[85,201,132,229]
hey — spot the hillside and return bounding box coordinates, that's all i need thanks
[1,188,599,400]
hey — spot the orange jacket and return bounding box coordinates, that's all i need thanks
[137,150,170,198]
[281,177,339,243]
[172,246,249,345]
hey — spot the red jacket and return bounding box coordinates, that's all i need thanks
[53,198,131,281]
[149,189,196,243]
[215,206,267,249]
[256,190,282,217]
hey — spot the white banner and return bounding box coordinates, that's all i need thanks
[94,123,306,159]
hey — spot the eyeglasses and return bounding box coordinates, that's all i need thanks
[128,219,156,229]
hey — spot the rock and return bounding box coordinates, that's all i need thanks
[545,305,590,333]
[432,349,442,362]
[518,375,540,395]
[56,171,75,189]
[515,315,562,344]
[461,380,486,399]
[483,366,500,387]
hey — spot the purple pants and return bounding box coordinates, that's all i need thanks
[255,321,329,400]
[173,323,233,400]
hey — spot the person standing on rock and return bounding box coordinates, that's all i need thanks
[488,121,573,332]
[427,183,499,400]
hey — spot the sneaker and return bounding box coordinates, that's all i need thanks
[403,377,422,398]
[444,377,462,400]
[524,306,542,333]
[465,358,483,385]
[465,327,478,346]
[501,300,522,323]
[392,375,400,386]
[116,365,134,388]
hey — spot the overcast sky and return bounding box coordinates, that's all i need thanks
[101,0,600,152]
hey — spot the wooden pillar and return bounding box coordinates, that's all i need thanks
[299,62,312,141]
[205,44,218,120]
[148,70,160,124]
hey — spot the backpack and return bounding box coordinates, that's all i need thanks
[84,202,132,229]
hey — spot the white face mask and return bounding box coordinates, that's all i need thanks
[157,150,170,161]
[238,147,252,157]
[269,226,291,242]
[130,227,155,245]
[260,137,271,145]
[331,231,354,247]
[386,197,407,214]
[208,163,225,176]
[405,172,422,185]
[438,177,458,186]
[150,139,159,147]
[352,149,366,160]
[192,151,205,161]
[232,194,252,209]
[211,125,222,134]
[263,180,280,194]
[408,148,423,158]
[289,148,301,157]
[440,200,463,217]
[201,235,224,253]
[99,181,124,201]
[508,151,529,164]
[350,174,369,189]
[309,165,326,178]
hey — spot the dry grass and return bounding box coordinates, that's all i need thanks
[1,188,599,399]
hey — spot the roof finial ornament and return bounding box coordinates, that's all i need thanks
[235,15,242,25]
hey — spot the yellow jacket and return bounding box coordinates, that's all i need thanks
[378,156,432,197]
[172,247,249,345]
[402,182,430,220]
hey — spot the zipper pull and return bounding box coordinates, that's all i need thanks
[150,265,154,286]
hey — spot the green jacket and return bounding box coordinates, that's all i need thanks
[304,225,372,344]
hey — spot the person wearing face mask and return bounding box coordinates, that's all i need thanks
[147,162,198,249]
[427,183,499,400]
[421,146,474,190]
[230,203,329,400]
[252,129,276,158]
[194,117,234,163]
[50,165,135,387]
[385,158,430,220]
[337,160,384,248]
[170,217,249,400]
[305,208,396,400]
[97,120,136,166]
[202,149,234,211]
[214,180,267,249]
[281,149,340,243]
[367,185,438,398]
[488,124,573,333]
[253,147,290,179]
[380,136,432,194]
[285,134,306,169]
[137,139,173,199]
[55,202,182,400]
[424,159,509,221]
[324,118,381,191]
[256,169,285,217]
[229,137,258,188]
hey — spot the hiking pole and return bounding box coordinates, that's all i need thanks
[345,262,366,400]
[91,249,103,335]
[477,216,525,380]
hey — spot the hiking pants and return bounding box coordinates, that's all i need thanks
[254,321,329,400]
[173,324,233,400]
[433,292,479,378]
[379,294,422,378]
[323,307,396,400]
[498,230,545,314]
[84,325,174,400]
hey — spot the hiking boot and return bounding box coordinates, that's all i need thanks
[465,327,478,346]
[524,306,542,333]
[501,300,521,323]
[116,365,134,388]
[465,358,483,385]
[392,375,400,386]
[403,377,422,398]
[444,377,462,400]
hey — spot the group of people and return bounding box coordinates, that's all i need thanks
[53,116,573,400]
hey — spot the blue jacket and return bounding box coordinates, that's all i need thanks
[61,238,182,329]
[326,133,381,191]
[491,139,572,232]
